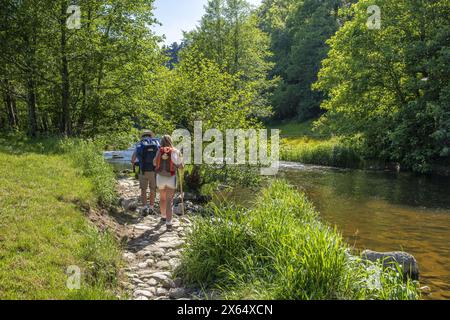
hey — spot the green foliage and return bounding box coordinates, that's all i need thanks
[270,120,363,168]
[0,0,163,137]
[182,0,276,117]
[78,226,122,289]
[260,0,352,120]
[0,134,118,207]
[152,50,268,132]
[196,165,263,196]
[314,0,450,173]
[269,119,328,139]
[177,181,419,300]
[59,139,118,207]
[281,137,363,169]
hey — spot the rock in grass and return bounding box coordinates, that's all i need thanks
[156,288,169,297]
[161,278,176,289]
[361,250,419,280]
[169,288,186,299]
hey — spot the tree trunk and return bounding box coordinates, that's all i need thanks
[92,6,116,136]
[26,76,38,137]
[3,80,19,129]
[60,2,71,136]
[23,34,38,137]
[76,7,92,135]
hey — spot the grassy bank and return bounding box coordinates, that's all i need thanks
[177,181,419,300]
[271,120,363,169]
[0,135,122,299]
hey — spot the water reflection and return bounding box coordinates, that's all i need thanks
[280,167,450,299]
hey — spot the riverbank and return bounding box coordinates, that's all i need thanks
[272,120,450,175]
[178,180,420,300]
[0,135,122,299]
[271,120,364,169]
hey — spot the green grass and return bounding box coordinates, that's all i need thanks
[177,181,420,300]
[0,134,122,300]
[269,119,327,139]
[269,120,363,169]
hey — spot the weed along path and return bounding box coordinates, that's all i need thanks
[117,177,196,300]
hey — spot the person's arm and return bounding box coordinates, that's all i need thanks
[175,149,184,169]
[131,150,137,164]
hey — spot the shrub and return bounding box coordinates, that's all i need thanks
[59,139,117,207]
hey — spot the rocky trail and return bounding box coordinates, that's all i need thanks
[116,177,201,300]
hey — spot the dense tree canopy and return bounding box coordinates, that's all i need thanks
[0,0,163,137]
[314,0,450,172]
[259,0,354,120]
[182,0,275,117]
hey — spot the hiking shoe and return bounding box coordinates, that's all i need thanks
[160,217,167,223]
[141,205,150,216]
[166,220,173,231]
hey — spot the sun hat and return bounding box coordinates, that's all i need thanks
[141,130,154,138]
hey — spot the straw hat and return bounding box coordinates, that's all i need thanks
[141,130,154,138]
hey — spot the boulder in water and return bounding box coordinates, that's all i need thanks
[361,250,420,281]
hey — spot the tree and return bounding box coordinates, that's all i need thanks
[155,50,267,132]
[163,42,186,69]
[263,0,352,120]
[183,0,275,118]
[314,0,450,173]
[0,0,163,137]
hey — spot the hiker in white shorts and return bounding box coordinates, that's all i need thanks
[153,135,183,230]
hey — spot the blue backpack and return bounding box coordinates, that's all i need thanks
[136,138,160,173]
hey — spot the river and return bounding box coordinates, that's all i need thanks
[105,150,450,299]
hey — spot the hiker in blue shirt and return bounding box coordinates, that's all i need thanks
[131,130,160,215]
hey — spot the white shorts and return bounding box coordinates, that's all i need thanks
[156,174,176,190]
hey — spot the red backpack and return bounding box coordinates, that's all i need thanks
[155,147,176,177]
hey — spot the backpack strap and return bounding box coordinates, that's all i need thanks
[155,149,161,172]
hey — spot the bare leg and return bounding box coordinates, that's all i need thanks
[141,188,147,206]
[149,189,156,207]
[149,172,156,207]
[159,189,167,218]
[166,188,175,223]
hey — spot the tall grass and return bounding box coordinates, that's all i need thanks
[177,181,419,300]
[269,120,363,169]
[281,138,363,169]
[59,139,117,207]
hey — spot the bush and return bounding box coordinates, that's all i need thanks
[59,139,117,207]
[177,181,419,300]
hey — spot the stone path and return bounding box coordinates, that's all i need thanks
[117,177,197,300]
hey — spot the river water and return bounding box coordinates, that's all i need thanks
[105,151,450,299]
